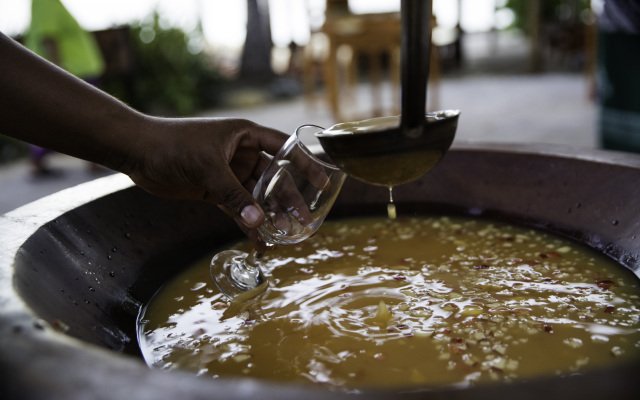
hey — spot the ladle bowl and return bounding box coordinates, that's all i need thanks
[316,110,460,186]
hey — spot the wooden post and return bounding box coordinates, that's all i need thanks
[529,0,542,73]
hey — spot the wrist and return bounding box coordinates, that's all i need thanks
[102,110,155,175]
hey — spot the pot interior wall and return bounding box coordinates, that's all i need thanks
[9,144,640,396]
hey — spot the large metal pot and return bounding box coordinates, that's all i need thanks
[1,142,639,400]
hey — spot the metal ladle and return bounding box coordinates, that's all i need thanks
[316,0,460,187]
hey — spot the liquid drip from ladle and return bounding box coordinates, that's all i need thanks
[387,186,396,220]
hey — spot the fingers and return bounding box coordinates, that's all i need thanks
[264,168,314,227]
[201,121,286,231]
[252,124,289,156]
[222,210,270,253]
[240,203,263,228]
[289,146,331,191]
[199,156,263,227]
[130,117,291,246]
[229,150,272,192]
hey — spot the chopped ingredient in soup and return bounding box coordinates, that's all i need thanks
[138,216,640,390]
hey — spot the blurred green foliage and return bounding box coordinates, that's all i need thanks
[102,12,222,116]
[1,13,223,164]
[498,0,591,33]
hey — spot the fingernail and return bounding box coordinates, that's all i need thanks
[241,205,262,227]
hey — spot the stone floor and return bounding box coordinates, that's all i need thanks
[203,72,598,148]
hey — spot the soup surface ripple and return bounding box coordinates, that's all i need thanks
[138,216,640,390]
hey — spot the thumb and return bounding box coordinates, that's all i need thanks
[206,169,264,230]
[238,203,264,230]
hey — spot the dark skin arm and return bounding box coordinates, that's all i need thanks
[0,32,287,248]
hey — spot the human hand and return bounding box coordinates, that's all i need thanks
[0,32,288,250]
[123,117,288,250]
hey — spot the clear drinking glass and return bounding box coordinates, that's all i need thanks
[211,125,347,298]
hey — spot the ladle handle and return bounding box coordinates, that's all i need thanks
[400,0,432,136]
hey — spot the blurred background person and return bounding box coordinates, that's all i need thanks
[597,0,640,153]
[23,0,105,175]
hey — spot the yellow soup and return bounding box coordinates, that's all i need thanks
[137,216,640,390]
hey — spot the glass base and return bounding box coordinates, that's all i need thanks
[211,250,265,299]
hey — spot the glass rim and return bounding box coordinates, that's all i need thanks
[294,124,343,171]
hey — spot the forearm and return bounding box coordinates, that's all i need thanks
[0,32,149,173]
[0,32,291,237]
